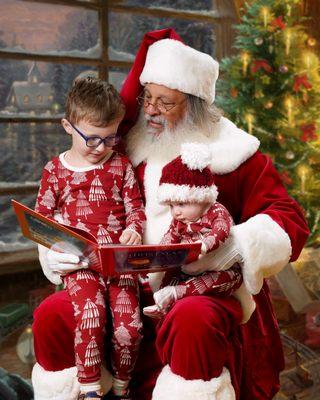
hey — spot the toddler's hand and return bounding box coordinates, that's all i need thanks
[119,230,141,245]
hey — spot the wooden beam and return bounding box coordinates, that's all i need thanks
[0,116,62,124]
[0,182,39,196]
[0,50,101,66]
[109,4,231,23]
[0,50,132,69]
[99,2,109,81]
[22,0,100,10]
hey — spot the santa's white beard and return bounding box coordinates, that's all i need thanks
[126,110,213,167]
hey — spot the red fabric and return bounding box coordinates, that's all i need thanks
[119,29,183,136]
[156,295,242,380]
[159,156,215,189]
[211,151,309,262]
[35,152,146,241]
[160,202,233,253]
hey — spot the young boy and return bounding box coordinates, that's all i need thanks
[35,77,146,400]
[143,143,255,324]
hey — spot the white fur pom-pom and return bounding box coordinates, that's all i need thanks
[181,142,212,170]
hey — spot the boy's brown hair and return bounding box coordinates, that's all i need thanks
[65,77,125,126]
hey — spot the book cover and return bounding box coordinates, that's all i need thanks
[12,200,201,277]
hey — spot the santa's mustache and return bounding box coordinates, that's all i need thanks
[144,114,168,126]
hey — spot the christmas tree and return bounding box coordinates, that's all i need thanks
[216,0,320,245]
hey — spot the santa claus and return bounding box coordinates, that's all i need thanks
[32,29,309,400]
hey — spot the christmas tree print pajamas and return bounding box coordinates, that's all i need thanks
[160,202,242,296]
[35,151,146,384]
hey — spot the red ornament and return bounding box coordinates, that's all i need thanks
[279,171,293,186]
[251,59,273,74]
[300,123,317,142]
[293,74,312,92]
[270,15,286,30]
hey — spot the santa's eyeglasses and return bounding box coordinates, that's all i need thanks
[136,91,186,113]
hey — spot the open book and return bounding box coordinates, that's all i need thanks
[12,200,201,277]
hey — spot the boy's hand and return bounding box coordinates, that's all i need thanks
[119,230,141,245]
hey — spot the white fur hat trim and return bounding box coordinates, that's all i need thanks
[140,39,219,104]
[158,183,218,204]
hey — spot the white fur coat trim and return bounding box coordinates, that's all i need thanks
[126,117,260,175]
[152,365,235,400]
[232,214,292,295]
[32,363,113,400]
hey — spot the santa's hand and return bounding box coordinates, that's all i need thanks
[47,248,88,274]
[153,286,178,311]
[38,244,89,285]
[182,236,243,276]
[119,229,141,245]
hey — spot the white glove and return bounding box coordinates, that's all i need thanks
[38,244,89,285]
[153,286,178,311]
[182,236,243,276]
[143,305,165,319]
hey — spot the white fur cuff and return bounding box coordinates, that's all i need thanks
[32,363,113,400]
[232,214,292,295]
[152,365,235,400]
[32,363,80,400]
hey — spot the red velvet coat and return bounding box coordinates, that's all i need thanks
[130,150,309,399]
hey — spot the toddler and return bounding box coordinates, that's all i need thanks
[35,77,146,400]
[143,143,255,324]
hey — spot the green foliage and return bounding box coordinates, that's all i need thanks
[216,0,320,245]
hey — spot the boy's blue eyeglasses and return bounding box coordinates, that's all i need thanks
[69,121,121,148]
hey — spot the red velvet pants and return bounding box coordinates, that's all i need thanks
[33,283,282,399]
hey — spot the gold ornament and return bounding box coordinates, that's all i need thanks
[230,87,238,98]
[254,90,264,99]
[260,6,270,29]
[277,133,285,144]
[302,91,309,104]
[284,29,292,56]
[261,75,271,85]
[264,101,273,109]
[284,95,294,126]
[240,52,250,76]
[297,164,311,194]
[307,37,317,47]
[245,113,255,134]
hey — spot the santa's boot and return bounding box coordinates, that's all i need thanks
[32,363,112,400]
[152,365,235,400]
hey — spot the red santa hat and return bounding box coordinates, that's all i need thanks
[119,28,219,136]
[158,143,218,204]
[120,29,183,136]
